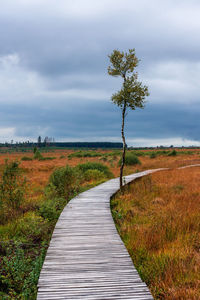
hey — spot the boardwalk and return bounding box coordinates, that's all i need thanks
[37,169,163,300]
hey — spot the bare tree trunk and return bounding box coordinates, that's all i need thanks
[120,101,126,189]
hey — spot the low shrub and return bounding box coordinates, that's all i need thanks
[33,147,37,154]
[103,150,121,157]
[39,197,66,222]
[48,165,81,198]
[0,243,46,299]
[15,212,48,243]
[118,152,141,166]
[39,157,56,161]
[168,149,177,156]
[84,169,105,181]
[77,162,113,178]
[33,150,43,160]
[0,212,48,243]
[130,151,145,157]
[100,156,108,162]
[21,156,33,161]
[68,151,102,159]
[149,152,157,159]
[0,161,26,223]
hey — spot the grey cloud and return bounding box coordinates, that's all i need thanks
[1,0,200,78]
[0,99,200,143]
[0,0,200,145]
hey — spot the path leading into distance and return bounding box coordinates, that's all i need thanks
[37,168,168,299]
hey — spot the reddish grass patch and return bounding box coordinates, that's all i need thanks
[111,166,200,299]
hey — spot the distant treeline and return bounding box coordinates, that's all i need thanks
[0,141,199,150]
[0,142,123,149]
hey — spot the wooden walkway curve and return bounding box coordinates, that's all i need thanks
[37,169,164,300]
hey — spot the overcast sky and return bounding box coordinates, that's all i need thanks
[0,0,200,146]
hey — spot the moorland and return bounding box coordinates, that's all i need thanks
[0,147,200,299]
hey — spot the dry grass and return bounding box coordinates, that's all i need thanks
[0,148,200,214]
[111,167,200,299]
[1,148,200,298]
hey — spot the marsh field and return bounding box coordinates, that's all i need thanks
[0,147,200,299]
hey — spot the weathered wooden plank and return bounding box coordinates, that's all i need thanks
[37,170,163,299]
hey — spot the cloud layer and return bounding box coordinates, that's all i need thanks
[0,0,200,146]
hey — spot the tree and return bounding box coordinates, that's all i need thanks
[108,49,149,189]
[38,136,42,147]
[43,136,49,147]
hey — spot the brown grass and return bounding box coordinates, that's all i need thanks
[1,148,200,298]
[111,167,200,299]
[0,148,200,213]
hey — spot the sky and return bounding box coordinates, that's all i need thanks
[0,0,200,147]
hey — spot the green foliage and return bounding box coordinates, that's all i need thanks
[33,149,43,160]
[77,162,113,178]
[100,156,107,162]
[84,169,105,181]
[48,165,81,198]
[130,151,145,157]
[0,161,26,223]
[38,156,56,161]
[103,150,121,158]
[0,212,48,243]
[39,197,66,222]
[156,150,170,155]
[22,247,46,299]
[108,49,139,77]
[111,74,149,109]
[168,149,177,156]
[68,150,102,159]
[0,243,46,299]
[118,152,141,166]
[150,152,157,159]
[33,147,37,154]
[15,212,48,242]
[21,156,33,161]
[1,247,32,297]
[0,159,115,299]
[108,49,149,110]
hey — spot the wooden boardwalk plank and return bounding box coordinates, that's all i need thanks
[37,169,164,299]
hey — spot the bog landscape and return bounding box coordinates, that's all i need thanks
[0,146,200,299]
[1,1,200,299]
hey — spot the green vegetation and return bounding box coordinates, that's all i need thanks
[168,149,177,156]
[0,242,46,299]
[84,169,105,181]
[21,149,56,161]
[126,149,194,158]
[68,150,121,159]
[48,165,81,198]
[38,157,56,161]
[77,162,113,178]
[21,156,33,161]
[33,149,43,160]
[119,152,141,166]
[0,161,26,224]
[68,150,102,158]
[149,152,157,159]
[0,160,114,299]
